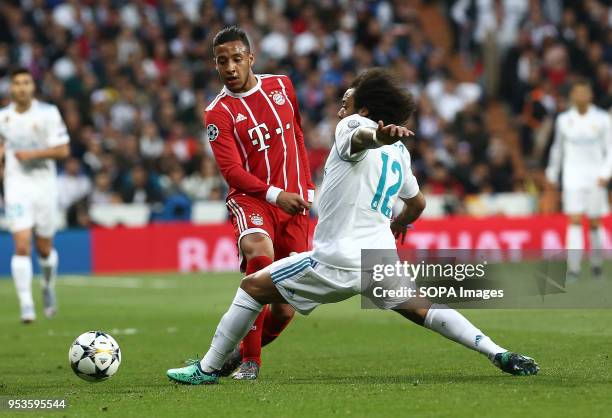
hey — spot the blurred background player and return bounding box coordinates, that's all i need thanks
[546,79,612,283]
[204,27,315,379]
[0,68,70,322]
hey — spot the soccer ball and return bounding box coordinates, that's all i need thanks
[68,331,121,382]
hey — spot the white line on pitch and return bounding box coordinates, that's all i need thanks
[58,276,176,289]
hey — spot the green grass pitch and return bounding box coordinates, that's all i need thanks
[0,272,611,418]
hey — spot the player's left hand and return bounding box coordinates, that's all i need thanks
[390,220,412,244]
[376,121,415,145]
[597,177,609,187]
[15,150,37,162]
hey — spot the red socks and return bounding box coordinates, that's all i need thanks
[261,305,293,347]
[240,256,273,366]
[239,255,295,366]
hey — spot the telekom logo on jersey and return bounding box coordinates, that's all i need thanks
[247,122,291,152]
[248,123,271,151]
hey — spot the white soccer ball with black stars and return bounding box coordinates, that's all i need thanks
[68,331,121,382]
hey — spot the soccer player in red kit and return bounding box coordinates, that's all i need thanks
[203,26,315,380]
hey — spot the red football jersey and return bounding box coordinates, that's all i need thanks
[204,74,314,204]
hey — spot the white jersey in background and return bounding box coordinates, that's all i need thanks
[0,100,69,235]
[546,105,612,190]
[311,113,420,270]
[0,100,69,183]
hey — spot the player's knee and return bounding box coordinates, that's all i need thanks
[569,215,582,225]
[38,249,51,258]
[241,233,274,260]
[14,245,30,256]
[244,247,274,261]
[36,245,51,259]
[240,275,258,295]
[589,219,601,228]
[13,238,31,256]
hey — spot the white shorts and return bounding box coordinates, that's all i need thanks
[4,181,58,237]
[270,252,411,315]
[562,187,609,218]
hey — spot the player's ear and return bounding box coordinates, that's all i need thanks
[358,107,369,117]
[249,52,254,67]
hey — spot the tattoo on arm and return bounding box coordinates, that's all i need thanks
[351,127,380,154]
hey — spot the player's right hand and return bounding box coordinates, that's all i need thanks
[376,121,414,145]
[277,191,310,215]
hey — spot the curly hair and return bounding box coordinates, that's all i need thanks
[349,68,415,126]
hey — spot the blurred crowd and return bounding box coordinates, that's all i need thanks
[0,0,610,224]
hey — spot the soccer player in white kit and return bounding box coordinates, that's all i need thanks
[0,68,70,323]
[546,79,612,283]
[167,69,539,384]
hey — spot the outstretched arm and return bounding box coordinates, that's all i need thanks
[351,121,414,155]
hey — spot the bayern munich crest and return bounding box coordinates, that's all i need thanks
[270,90,286,106]
[250,213,264,226]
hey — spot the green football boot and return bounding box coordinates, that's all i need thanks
[492,352,539,376]
[167,360,219,385]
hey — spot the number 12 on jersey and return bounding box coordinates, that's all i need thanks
[371,152,402,218]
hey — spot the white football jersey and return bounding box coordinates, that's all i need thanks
[0,100,69,185]
[311,114,419,270]
[546,105,612,190]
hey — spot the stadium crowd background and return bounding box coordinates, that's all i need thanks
[0,0,610,226]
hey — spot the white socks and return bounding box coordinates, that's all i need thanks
[566,224,584,274]
[590,227,603,269]
[567,224,605,272]
[424,304,506,361]
[39,249,58,288]
[11,255,34,313]
[200,288,263,373]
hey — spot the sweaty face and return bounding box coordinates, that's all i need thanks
[570,85,592,108]
[338,88,356,119]
[10,73,35,106]
[214,41,254,93]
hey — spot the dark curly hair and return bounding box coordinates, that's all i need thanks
[349,68,415,126]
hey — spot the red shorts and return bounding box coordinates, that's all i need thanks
[226,194,311,271]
